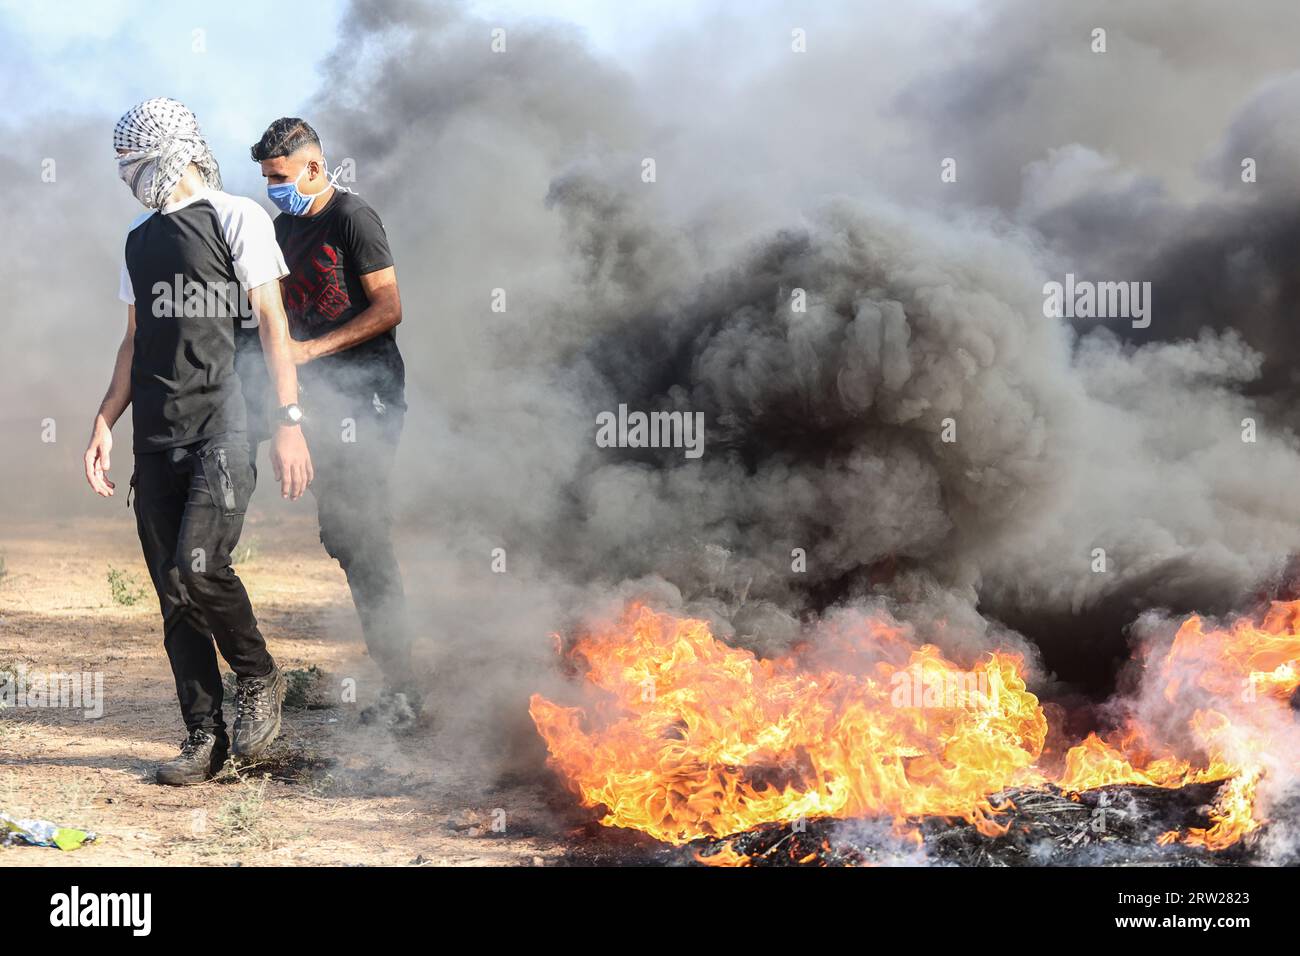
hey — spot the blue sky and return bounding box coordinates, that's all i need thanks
[0,1,339,191]
[0,0,730,120]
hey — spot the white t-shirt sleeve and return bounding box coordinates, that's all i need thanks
[212,193,289,291]
[118,210,153,305]
[119,261,135,305]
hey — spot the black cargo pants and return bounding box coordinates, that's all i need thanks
[303,395,411,680]
[131,435,274,734]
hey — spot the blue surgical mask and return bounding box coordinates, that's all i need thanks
[267,165,319,216]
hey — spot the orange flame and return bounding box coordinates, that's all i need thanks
[530,600,1300,852]
[1055,603,1300,848]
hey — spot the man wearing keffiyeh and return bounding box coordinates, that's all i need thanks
[113,97,223,209]
[84,97,314,785]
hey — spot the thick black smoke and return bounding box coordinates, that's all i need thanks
[283,0,1300,696]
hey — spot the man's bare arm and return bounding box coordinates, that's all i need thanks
[248,280,314,499]
[83,305,135,497]
[290,266,401,364]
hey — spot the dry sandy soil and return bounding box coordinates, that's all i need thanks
[0,512,583,867]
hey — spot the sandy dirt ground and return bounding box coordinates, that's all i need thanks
[0,512,587,867]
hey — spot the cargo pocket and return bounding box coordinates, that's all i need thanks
[201,446,245,517]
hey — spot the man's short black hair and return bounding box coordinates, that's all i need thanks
[250,117,321,162]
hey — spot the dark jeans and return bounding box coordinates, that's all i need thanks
[302,397,411,679]
[132,435,272,734]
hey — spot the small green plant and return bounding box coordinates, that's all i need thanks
[217,776,267,832]
[106,564,147,606]
[284,665,331,710]
[211,774,284,850]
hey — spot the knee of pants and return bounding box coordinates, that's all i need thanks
[318,507,376,561]
[321,523,400,581]
[319,521,351,564]
[175,553,232,593]
[158,579,210,641]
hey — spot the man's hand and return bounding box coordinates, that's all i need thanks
[281,268,400,363]
[86,305,135,498]
[271,424,313,500]
[84,416,116,497]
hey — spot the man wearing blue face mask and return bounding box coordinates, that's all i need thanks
[251,117,418,729]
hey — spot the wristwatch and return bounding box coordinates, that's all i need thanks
[276,403,305,426]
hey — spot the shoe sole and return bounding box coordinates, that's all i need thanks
[232,670,286,759]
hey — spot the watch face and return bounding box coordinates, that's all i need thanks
[283,404,304,423]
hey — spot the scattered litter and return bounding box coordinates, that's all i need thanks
[1,811,97,850]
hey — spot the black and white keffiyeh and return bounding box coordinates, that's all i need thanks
[114,97,222,208]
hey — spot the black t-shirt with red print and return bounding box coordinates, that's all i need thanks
[273,189,406,409]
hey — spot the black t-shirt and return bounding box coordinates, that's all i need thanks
[119,189,288,452]
[273,190,406,409]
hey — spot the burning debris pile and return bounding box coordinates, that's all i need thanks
[688,783,1250,867]
[530,602,1300,866]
